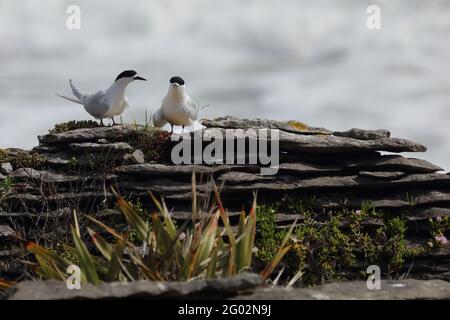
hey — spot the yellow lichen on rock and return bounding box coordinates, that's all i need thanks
[0,149,9,162]
[287,120,309,131]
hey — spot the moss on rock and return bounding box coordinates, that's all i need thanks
[12,151,48,169]
[0,150,47,170]
[49,120,101,134]
[126,128,171,162]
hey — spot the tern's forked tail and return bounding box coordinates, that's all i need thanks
[69,79,85,103]
[56,93,82,105]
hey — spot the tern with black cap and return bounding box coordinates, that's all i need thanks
[57,70,147,125]
[153,76,201,133]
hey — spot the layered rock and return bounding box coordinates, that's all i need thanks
[0,117,449,282]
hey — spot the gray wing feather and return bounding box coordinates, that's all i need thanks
[56,94,82,104]
[152,107,167,127]
[69,79,88,104]
[85,91,109,118]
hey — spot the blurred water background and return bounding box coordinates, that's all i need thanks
[0,0,449,169]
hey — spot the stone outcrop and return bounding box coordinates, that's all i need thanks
[5,273,450,300]
[0,117,449,282]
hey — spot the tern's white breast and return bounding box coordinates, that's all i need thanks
[163,96,192,126]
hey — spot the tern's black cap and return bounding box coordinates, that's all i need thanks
[115,70,137,81]
[170,76,185,86]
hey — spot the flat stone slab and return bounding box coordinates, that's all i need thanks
[234,279,450,300]
[4,192,114,210]
[114,156,438,177]
[8,168,83,183]
[114,163,223,176]
[333,128,391,140]
[278,162,342,174]
[216,172,450,192]
[219,171,276,184]
[69,142,134,153]
[6,273,261,300]
[43,151,129,167]
[201,117,400,143]
[32,145,62,153]
[38,124,141,145]
[186,128,427,154]
[201,116,331,135]
[277,130,426,153]
[311,191,450,210]
[114,162,343,177]
[6,277,450,300]
[358,171,406,180]
[346,155,442,173]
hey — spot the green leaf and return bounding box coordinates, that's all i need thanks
[71,226,101,285]
[206,246,219,279]
[260,218,297,280]
[88,228,112,260]
[193,213,219,272]
[107,237,126,281]
[117,197,149,242]
[25,241,70,272]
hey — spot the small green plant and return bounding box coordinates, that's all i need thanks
[255,198,418,286]
[49,120,101,134]
[24,192,293,284]
[360,200,380,217]
[12,151,47,169]
[0,176,14,208]
[1,176,14,193]
[128,112,173,162]
[255,205,289,264]
[127,128,171,162]
[1,149,47,170]
[405,193,418,206]
[382,217,409,269]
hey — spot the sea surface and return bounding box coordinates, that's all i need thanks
[0,0,449,169]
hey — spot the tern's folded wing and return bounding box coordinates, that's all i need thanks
[85,91,109,118]
[152,107,167,127]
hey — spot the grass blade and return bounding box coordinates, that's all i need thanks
[117,197,149,241]
[71,226,101,285]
